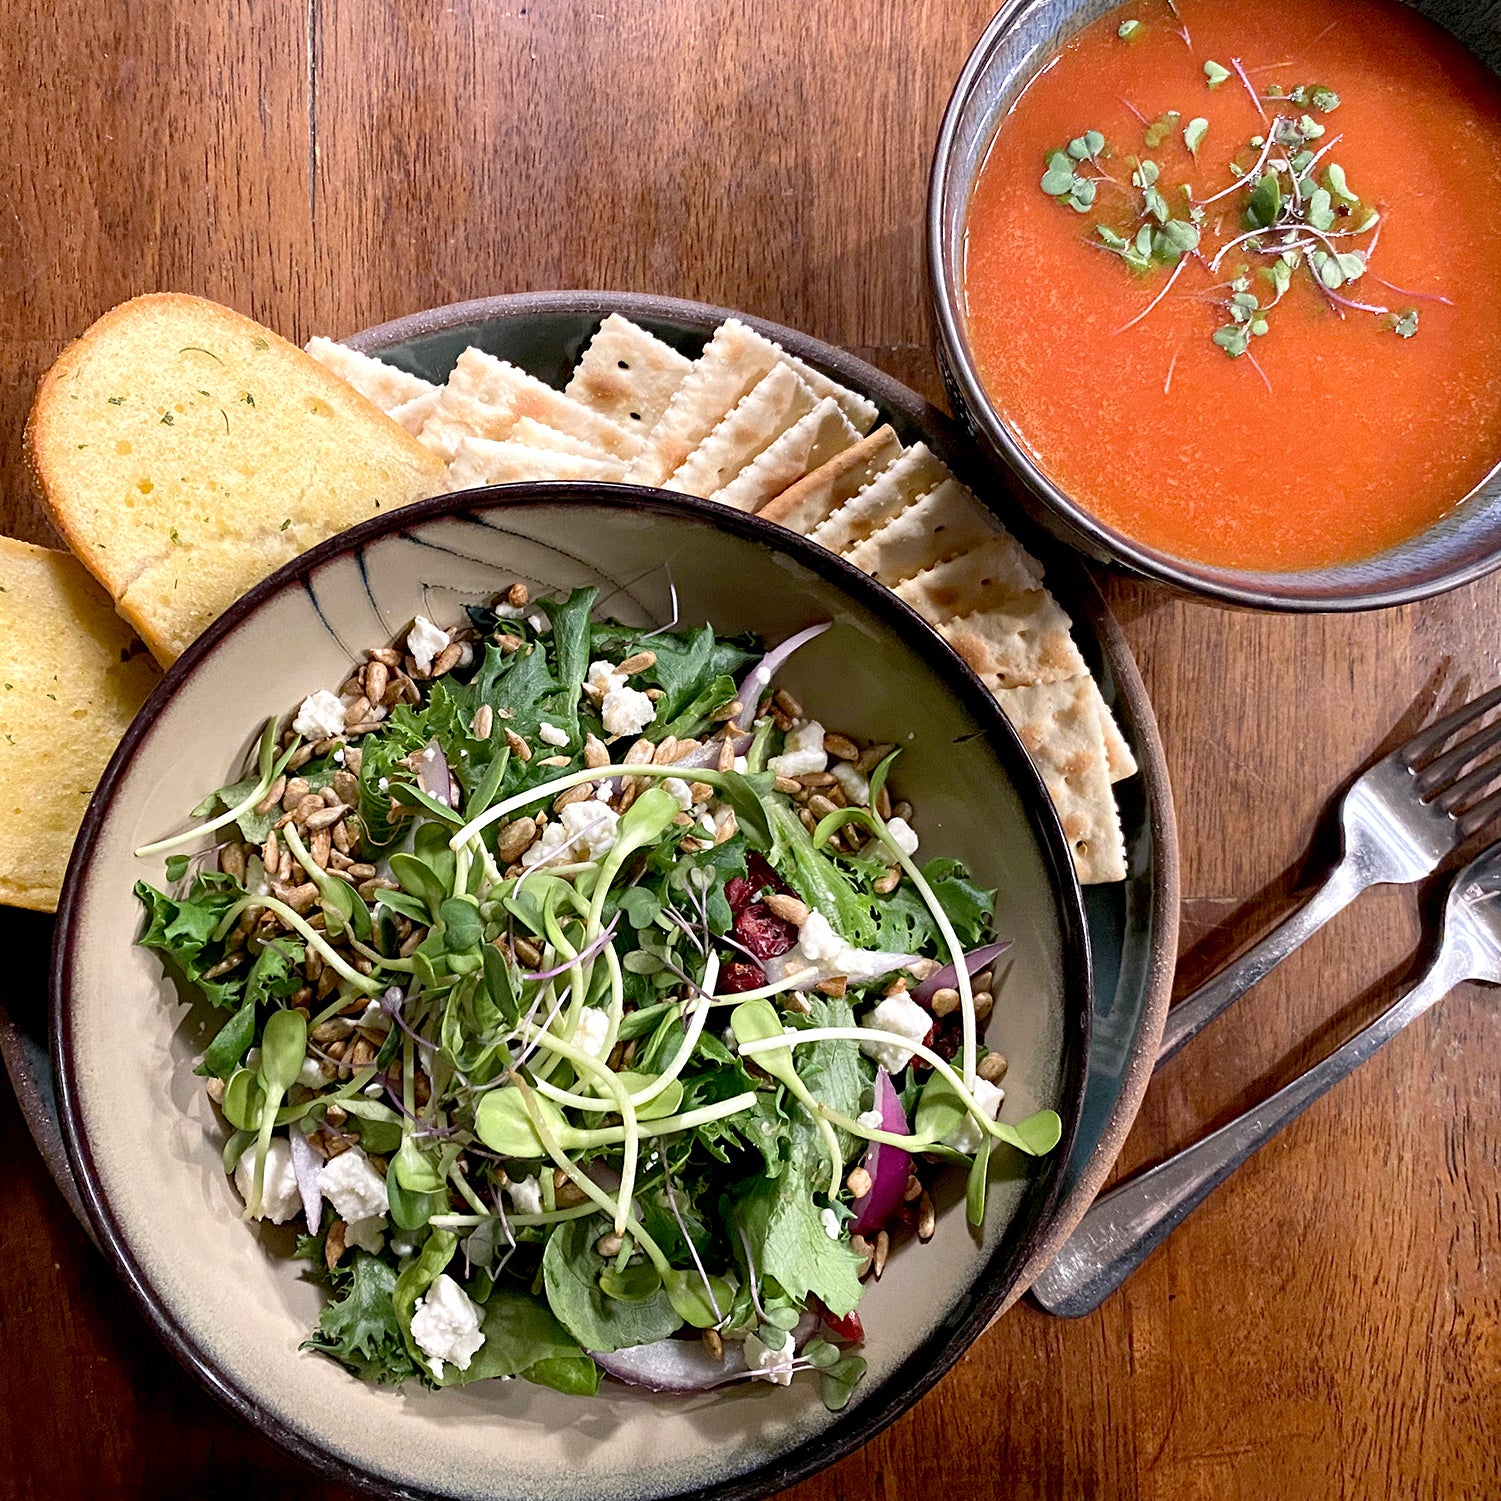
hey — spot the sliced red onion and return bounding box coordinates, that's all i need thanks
[851,1068,910,1236]
[733,622,831,730]
[415,738,456,809]
[671,733,753,771]
[591,1312,817,1392]
[592,1338,748,1392]
[911,940,1012,1006]
[288,1128,324,1235]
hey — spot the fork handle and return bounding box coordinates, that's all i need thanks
[1157,856,1370,1064]
[1028,951,1467,1318]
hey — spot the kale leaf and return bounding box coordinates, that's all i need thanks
[302,1251,419,1384]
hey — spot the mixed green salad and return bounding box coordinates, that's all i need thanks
[133,586,1060,1407]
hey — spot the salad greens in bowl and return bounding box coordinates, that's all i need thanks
[53,485,1090,1501]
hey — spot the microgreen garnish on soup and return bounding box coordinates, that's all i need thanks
[1037,73,1429,359]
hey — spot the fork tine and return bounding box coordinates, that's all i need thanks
[1457,785,1501,838]
[1401,682,1501,768]
[1415,716,1501,796]
[1435,749,1501,814]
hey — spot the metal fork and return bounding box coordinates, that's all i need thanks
[1158,683,1501,1063]
[1030,837,1501,1317]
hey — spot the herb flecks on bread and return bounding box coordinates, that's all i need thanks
[0,538,160,911]
[26,294,446,664]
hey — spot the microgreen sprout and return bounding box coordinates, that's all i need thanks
[1041,132,1107,214]
[134,586,1053,1410]
[1040,82,1449,360]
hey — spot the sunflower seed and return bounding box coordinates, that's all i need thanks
[496,817,539,864]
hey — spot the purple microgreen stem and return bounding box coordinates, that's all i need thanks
[1231,57,1266,120]
[1369,274,1452,306]
[522,913,621,981]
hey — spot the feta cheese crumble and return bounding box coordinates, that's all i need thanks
[820,1207,841,1239]
[572,1006,611,1061]
[769,909,921,988]
[943,1078,1005,1154]
[538,720,569,747]
[344,1216,387,1255]
[858,991,933,1073]
[406,615,451,673]
[585,660,627,701]
[831,761,870,806]
[519,800,620,868]
[233,1138,302,1224]
[663,776,694,811]
[743,1328,796,1386]
[317,1146,390,1223]
[409,1273,486,1379]
[602,685,656,738]
[885,815,920,859]
[507,1175,543,1215]
[358,999,392,1033]
[857,1108,884,1130]
[291,689,347,742]
[297,1056,326,1089]
[769,719,828,779]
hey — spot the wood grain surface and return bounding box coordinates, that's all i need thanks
[2,1,1499,1497]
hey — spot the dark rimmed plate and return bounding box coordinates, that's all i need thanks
[1,289,1177,1294]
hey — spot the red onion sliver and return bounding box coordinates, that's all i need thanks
[733,622,832,729]
[591,1313,817,1392]
[851,1068,910,1236]
[671,733,753,771]
[415,738,456,809]
[592,1339,746,1392]
[911,940,1012,1006]
[288,1128,324,1235]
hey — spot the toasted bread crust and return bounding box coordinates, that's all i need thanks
[26,294,445,663]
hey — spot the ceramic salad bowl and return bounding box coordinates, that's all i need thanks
[52,484,1091,1501]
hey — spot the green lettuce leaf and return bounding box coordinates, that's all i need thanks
[441,1288,599,1395]
[542,1216,681,1352]
[302,1250,418,1384]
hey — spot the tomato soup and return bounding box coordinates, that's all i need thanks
[963,0,1501,571]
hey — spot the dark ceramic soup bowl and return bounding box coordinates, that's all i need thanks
[52,486,1091,1501]
[929,0,1501,611]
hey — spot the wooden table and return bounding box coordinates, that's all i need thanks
[2,1,1498,1496]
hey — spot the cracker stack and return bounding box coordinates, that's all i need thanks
[310,315,1135,883]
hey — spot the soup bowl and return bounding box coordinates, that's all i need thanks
[929,0,1501,611]
[52,485,1091,1500]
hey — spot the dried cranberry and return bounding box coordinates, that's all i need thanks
[727,854,795,915]
[930,1012,963,1062]
[718,960,766,993]
[726,853,799,960]
[734,904,797,960]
